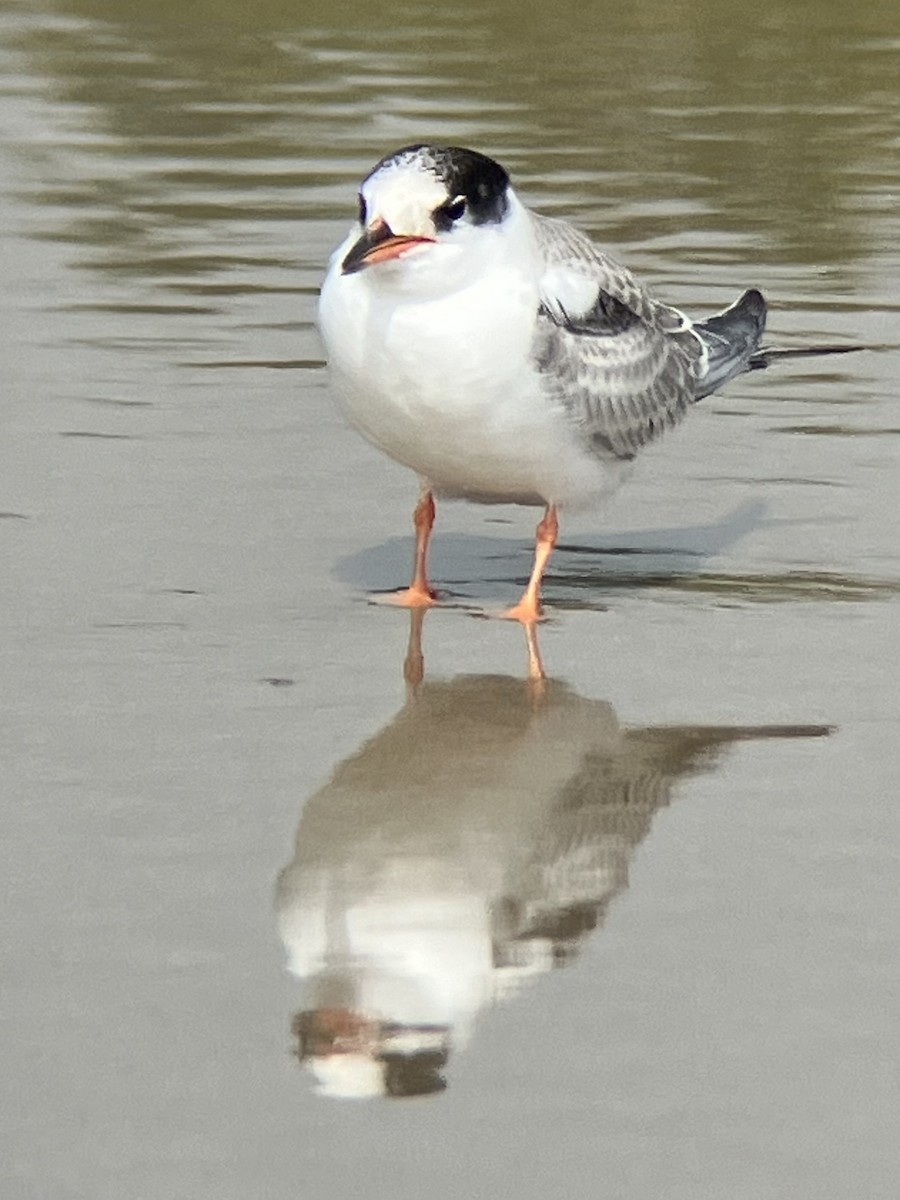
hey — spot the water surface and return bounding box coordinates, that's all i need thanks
[2,1,899,1197]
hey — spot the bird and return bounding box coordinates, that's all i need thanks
[318,143,768,623]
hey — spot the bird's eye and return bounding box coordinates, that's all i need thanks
[433,195,467,231]
[357,193,367,225]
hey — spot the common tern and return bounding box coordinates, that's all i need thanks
[318,143,767,623]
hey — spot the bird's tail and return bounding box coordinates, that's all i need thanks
[694,288,862,396]
[746,343,859,371]
[693,288,767,399]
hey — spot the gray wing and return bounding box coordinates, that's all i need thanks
[490,724,745,964]
[530,213,762,461]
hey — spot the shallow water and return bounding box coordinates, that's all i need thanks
[2,0,899,1196]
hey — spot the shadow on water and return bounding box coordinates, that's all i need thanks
[336,499,900,611]
[275,615,832,1100]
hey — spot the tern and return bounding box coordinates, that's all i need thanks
[318,143,768,622]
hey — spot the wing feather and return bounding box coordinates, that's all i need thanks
[530,213,704,461]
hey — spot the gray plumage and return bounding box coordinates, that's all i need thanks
[530,212,767,461]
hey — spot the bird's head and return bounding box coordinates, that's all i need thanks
[337,144,516,290]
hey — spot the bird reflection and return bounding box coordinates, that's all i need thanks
[276,645,829,1100]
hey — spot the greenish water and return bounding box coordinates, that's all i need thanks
[1,1,898,1197]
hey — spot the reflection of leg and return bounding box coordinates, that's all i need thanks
[403,606,428,689]
[523,619,546,685]
[503,504,558,624]
[386,489,437,607]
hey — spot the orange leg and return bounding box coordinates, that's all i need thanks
[502,504,559,624]
[385,489,438,608]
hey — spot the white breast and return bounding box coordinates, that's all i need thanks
[318,203,624,510]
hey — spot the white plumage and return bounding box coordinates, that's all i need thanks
[318,143,766,632]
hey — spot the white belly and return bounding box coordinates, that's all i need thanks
[319,262,621,510]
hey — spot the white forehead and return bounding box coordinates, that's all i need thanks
[361,160,449,230]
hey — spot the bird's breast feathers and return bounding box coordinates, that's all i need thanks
[318,260,617,505]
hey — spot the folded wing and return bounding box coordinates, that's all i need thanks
[530,212,766,461]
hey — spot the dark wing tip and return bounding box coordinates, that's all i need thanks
[693,288,768,398]
[733,287,767,334]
